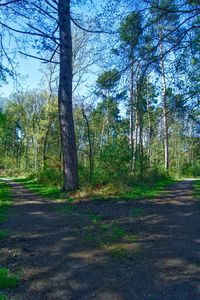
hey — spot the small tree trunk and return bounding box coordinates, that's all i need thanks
[82,108,93,182]
[25,137,29,171]
[132,62,140,173]
[129,59,134,170]
[58,0,78,191]
[159,30,169,171]
[100,117,106,151]
[43,118,53,170]
[146,76,153,167]
[139,114,144,179]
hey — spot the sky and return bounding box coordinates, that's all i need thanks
[0,0,106,99]
[0,55,43,97]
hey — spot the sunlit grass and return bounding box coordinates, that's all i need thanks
[0,182,12,224]
[103,242,142,259]
[14,177,64,199]
[13,176,175,202]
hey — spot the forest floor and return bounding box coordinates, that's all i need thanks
[0,179,200,300]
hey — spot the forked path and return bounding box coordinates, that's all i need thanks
[1,180,200,300]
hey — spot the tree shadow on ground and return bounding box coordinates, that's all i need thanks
[0,181,200,300]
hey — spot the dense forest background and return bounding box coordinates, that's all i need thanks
[0,0,199,193]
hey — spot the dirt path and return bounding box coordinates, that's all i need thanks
[0,180,200,300]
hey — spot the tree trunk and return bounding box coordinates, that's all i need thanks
[129,58,134,170]
[132,62,140,173]
[43,118,53,170]
[146,76,153,167]
[139,113,144,179]
[58,0,79,191]
[82,108,93,182]
[159,30,169,171]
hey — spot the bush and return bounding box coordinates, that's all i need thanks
[36,168,63,187]
[181,162,200,177]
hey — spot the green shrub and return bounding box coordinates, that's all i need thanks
[36,168,63,187]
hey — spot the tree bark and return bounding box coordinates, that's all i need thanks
[58,0,79,191]
[129,58,134,170]
[139,113,144,179]
[146,76,153,167]
[159,30,169,171]
[42,119,52,170]
[132,62,140,173]
[82,108,93,182]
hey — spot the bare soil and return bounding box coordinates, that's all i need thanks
[0,179,200,300]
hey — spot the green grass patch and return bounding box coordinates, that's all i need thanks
[86,209,103,224]
[119,177,175,200]
[129,207,145,217]
[13,176,175,203]
[81,218,138,247]
[0,268,20,289]
[103,243,142,260]
[0,181,12,224]
[13,177,65,200]
[193,180,200,200]
[0,229,11,240]
[56,203,77,214]
[0,293,7,300]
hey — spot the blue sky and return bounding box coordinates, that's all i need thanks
[0,0,104,98]
[0,55,43,97]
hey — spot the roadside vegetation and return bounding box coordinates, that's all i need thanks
[193,180,200,200]
[0,182,21,300]
[0,182,12,225]
[12,173,175,202]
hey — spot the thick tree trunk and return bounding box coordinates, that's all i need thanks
[58,0,79,191]
[159,30,169,171]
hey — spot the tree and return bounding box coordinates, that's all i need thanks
[119,12,142,170]
[58,0,78,191]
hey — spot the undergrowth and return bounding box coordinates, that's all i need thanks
[0,268,20,289]
[193,180,200,200]
[12,174,175,202]
[0,181,12,224]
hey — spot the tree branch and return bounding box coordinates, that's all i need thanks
[70,16,117,34]
[19,51,59,64]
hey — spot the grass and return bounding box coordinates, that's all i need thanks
[0,182,19,298]
[0,181,12,224]
[119,177,175,200]
[193,180,200,200]
[0,268,20,289]
[0,294,7,300]
[129,207,145,217]
[104,243,142,259]
[0,229,11,240]
[13,177,64,199]
[13,176,175,203]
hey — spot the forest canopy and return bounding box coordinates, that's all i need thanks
[0,0,199,192]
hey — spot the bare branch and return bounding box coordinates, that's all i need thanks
[71,16,117,34]
[44,0,58,11]
[0,0,21,7]
[19,51,59,64]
